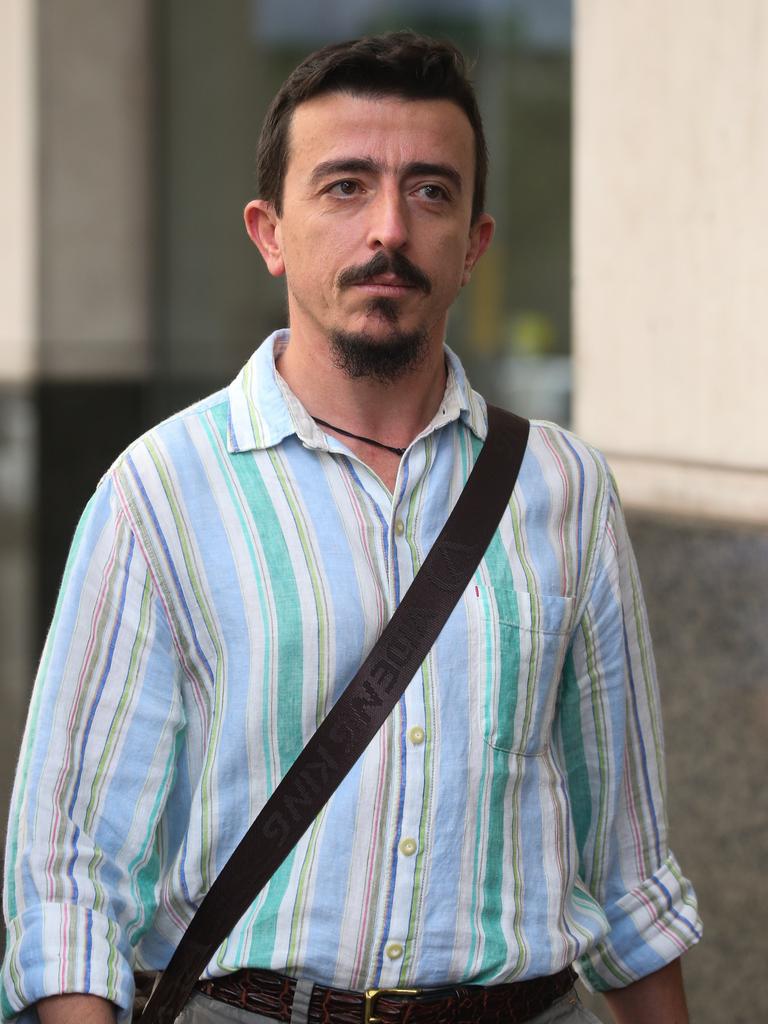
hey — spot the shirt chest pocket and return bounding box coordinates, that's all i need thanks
[470,585,575,756]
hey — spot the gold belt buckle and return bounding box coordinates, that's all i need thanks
[363,986,421,1024]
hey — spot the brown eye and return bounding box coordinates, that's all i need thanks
[329,180,359,196]
[418,184,448,201]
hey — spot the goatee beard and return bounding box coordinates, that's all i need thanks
[329,250,433,383]
[329,321,429,385]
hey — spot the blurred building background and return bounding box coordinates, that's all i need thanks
[0,2,765,1022]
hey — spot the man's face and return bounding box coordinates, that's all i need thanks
[246,92,493,364]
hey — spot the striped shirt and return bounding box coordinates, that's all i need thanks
[2,331,701,1022]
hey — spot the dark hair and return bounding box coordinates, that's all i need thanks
[256,31,488,223]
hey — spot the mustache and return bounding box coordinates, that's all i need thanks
[336,250,432,294]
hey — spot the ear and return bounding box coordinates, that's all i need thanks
[461,213,495,286]
[244,200,285,277]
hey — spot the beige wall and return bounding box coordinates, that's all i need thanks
[574,0,768,523]
[0,1,153,384]
[0,0,36,384]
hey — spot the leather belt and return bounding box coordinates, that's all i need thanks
[196,965,577,1024]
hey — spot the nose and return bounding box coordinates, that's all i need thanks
[366,184,409,251]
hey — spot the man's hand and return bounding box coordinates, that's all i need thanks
[37,995,117,1024]
[602,958,689,1024]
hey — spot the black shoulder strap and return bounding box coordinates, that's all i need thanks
[141,406,530,1024]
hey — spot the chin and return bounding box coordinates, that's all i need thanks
[328,323,429,383]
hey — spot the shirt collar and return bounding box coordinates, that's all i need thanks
[226,329,487,454]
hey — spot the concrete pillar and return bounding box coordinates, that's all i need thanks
[574,0,768,524]
[0,0,36,384]
[0,0,36,831]
[38,0,152,379]
[574,7,768,1021]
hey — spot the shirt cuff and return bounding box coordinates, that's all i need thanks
[576,851,703,992]
[2,903,135,1022]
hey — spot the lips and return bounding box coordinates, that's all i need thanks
[366,275,413,287]
[355,275,415,291]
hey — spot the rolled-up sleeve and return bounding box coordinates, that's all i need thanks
[557,472,702,991]
[2,475,185,1022]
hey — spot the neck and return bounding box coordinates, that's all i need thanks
[275,329,448,447]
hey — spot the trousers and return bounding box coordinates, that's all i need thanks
[177,988,606,1024]
[527,990,606,1023]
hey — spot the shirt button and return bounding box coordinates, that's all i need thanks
[399,838,417,857]
[386,942,404,960]
[394,518,405,536]
[408,726,425,745]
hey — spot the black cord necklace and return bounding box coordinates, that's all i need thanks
[312,416,407,457]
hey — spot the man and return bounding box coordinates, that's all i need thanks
[2,32,700,1024]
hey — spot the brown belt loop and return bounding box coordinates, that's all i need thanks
[289,978,314,1024]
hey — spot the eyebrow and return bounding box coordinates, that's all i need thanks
[309,157,463,192]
